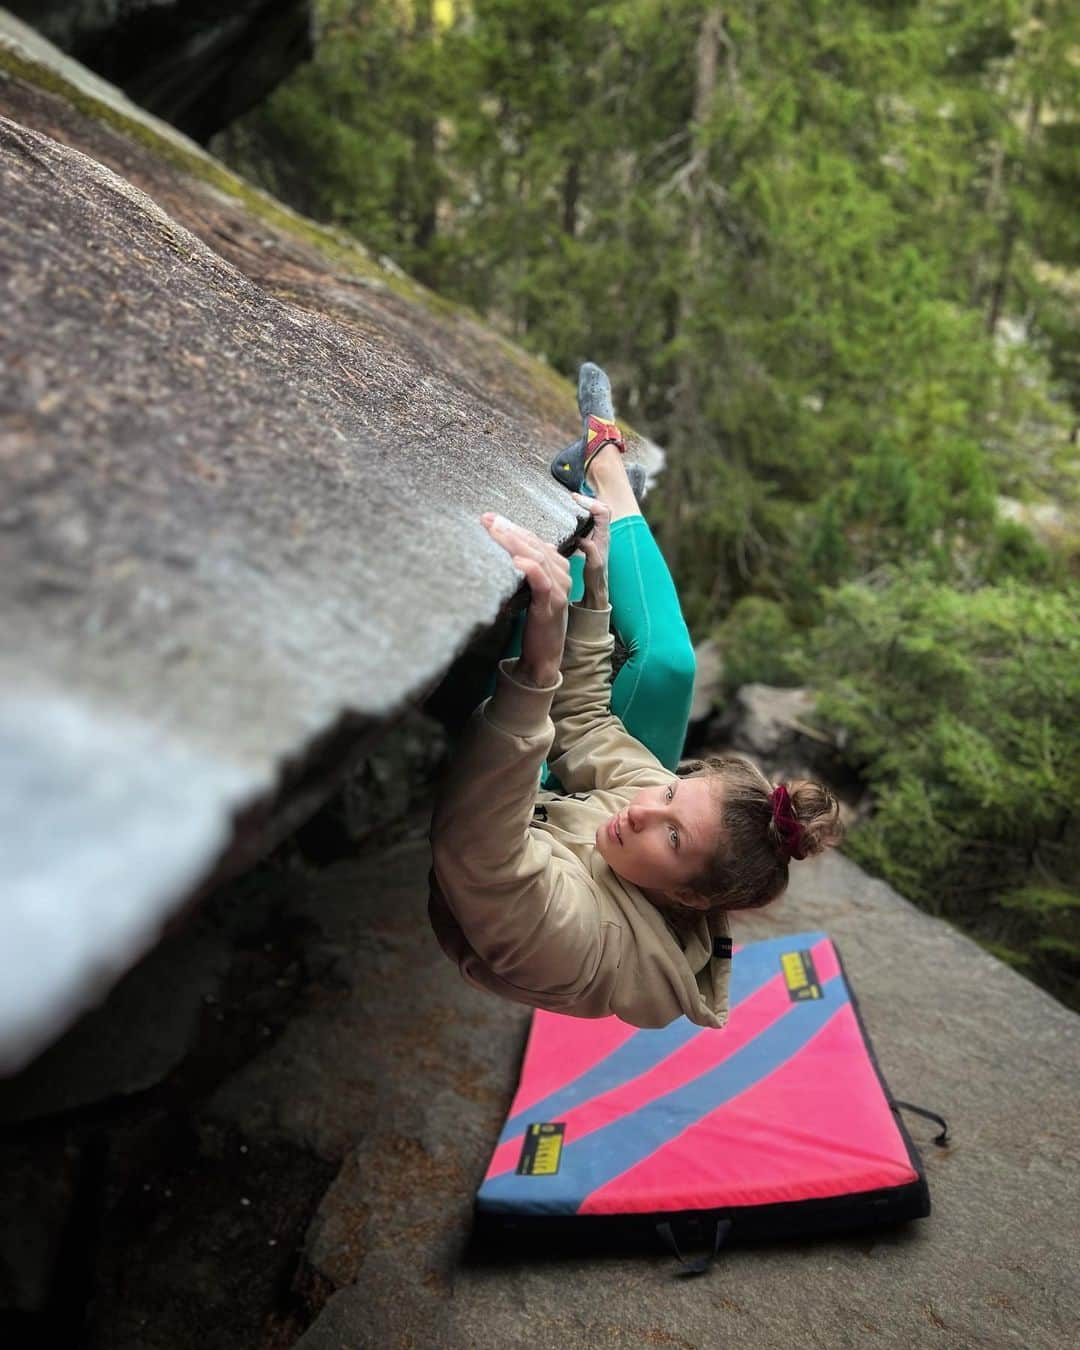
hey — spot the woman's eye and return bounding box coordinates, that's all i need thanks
[665,785,674,801]
[669,828,679,849]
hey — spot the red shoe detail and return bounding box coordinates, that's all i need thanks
[584,415,626,459]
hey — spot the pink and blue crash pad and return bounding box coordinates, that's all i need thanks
[475,932,932,1254]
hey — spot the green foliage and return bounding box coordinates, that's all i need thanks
[714,596,803,689]
[982,519,1056,583]
[217,0,452,279]
[218,4,1080,582]
[806,570,1080,1006]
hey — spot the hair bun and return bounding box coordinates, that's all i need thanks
[783,779,844,860]
[767,784,806,861]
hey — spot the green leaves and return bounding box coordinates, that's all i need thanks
[713,595,803,689]
[808,570,1080,1005]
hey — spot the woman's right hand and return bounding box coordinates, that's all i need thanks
[481,513,572,686]
[571,494,612,607]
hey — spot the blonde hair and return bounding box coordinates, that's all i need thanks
[676,755,844,912]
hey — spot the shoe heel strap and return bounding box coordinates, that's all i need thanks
[584,416,626,469]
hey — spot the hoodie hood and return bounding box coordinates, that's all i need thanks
[603,867,732,1030]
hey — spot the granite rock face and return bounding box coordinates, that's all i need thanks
[7,0,313,141]
[0,33,659,1072]
[723,683,819,756]
[687,636,724,728]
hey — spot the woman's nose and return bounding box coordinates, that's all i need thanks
[627,803,653,830]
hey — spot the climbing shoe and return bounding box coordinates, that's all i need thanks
[550,361,632,494]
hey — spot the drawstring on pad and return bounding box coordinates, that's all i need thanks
[656,1219,732,1276]
[892,1099,950,1146]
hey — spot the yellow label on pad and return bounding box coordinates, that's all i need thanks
[781,949,823,1002]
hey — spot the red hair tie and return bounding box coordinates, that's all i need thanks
[769,784,807,862]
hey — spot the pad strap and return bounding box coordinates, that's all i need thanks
[656,1218,732,1277]
[892,1099,950,1146]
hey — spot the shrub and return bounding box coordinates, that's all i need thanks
[806,568,1080,1007]
[715,596,804,690]
[981,519,1057,584]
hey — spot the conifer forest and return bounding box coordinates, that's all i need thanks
[217,1,1079,1005]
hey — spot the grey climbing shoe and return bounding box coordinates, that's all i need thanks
[580,362,648,498]
[577,360,617,421]
[550,361,629,493]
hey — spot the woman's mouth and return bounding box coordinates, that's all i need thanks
[608,814,623,846]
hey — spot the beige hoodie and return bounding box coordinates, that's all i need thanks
[428,603,730,1030]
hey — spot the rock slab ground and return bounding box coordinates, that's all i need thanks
[224,831,1080,1350]
[3,812,1077,1348]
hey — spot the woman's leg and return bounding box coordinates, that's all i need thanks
[587,446,695,771]
[604,515,695,770]
[491,452,694,776]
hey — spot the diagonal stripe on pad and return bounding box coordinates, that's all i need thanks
[502,1014,639,1125]
[499,933,820,1143]
[478,970,846,1215]
[580,1003,918,1215]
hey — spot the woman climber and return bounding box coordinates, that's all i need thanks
[428,363,843,1029]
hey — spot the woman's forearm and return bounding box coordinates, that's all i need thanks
[581,579,609,610]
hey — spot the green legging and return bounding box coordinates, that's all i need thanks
[498,515,696,780]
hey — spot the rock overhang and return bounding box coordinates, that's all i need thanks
[0,24,662,1072]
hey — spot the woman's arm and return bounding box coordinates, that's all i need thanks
[430,516,602,988]
[483,512,568,687]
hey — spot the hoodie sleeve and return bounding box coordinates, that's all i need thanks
[429,657,606,993]
[547,602,673,795]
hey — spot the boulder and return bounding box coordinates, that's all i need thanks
[0,900,232,1124]
[7,1,314,142]
[0,29,664,1071]
[722,682,820,756]
[687,637,724,726]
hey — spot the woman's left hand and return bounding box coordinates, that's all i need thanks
[571,494,611,606]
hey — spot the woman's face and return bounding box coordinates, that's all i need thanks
[594,776,721,896]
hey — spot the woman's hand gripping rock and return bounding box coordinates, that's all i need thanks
[571,493,611,610]
[481,513,572,688]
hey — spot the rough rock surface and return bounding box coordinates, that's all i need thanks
[0,883,234,1124]
[0,33,659,1072]
[7,0,313,142]
[687,636,724,727]
[18,819,1068,1348]
[284,838,1080,1350]
[722,682,820,756]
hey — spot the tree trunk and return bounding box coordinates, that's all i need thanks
[661,6,723,570]
[562,157,580,237]
[411,0,439,268]
[986,95,1041,338]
